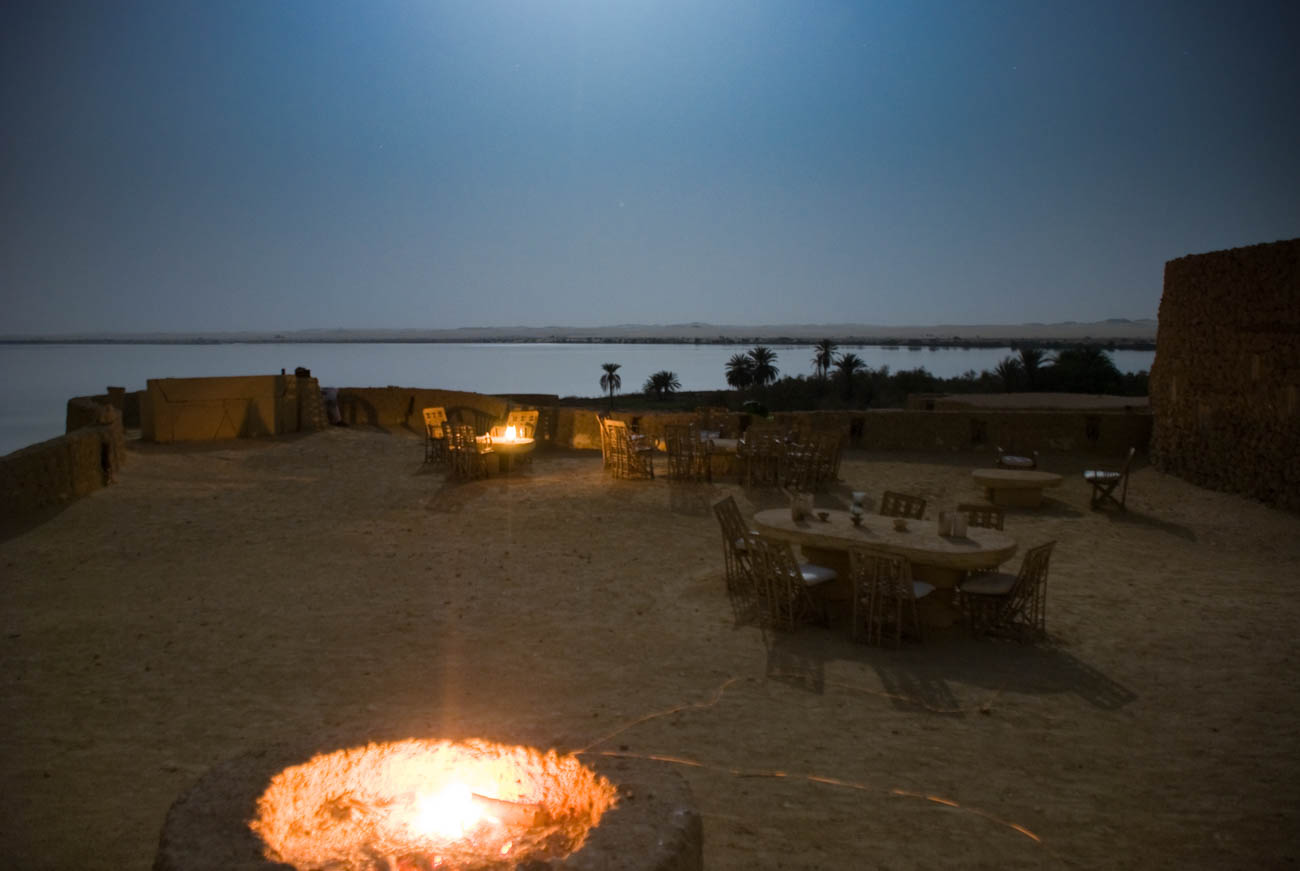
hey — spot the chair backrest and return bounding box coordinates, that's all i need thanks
[713,496,747,547]
[957,502,1005,530]
[505,409,539,438]
[1007,540,1055,622]
[849,548,913,600]
[879,490,926,519]
[446,424,478,452]
[422,407,448,438]
[1119,446,1136,476]
[746,533,807,630]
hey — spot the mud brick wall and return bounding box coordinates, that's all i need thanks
[552,407,1149,456]
[338,387,509,434]
[2,399,124,525]
[1149,238,1300,510]
[142,375,306,443]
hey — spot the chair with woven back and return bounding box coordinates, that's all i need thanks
[746,533,835,631]
[1084,447,1136,511]
[848,548,935,648]
[505,409,539,439]
[741,429,786,487]
[712,496,755,594]
[421,407,449,465]
[879,490,926,520]
[665,424,710,482]
[604,418,654,479]
[445,423,492,481]
[958,541,1056,641]
[957,502,1006,531]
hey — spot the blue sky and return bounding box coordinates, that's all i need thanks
[2,0,1297,333]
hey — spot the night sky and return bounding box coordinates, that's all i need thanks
[3,0,1297,333]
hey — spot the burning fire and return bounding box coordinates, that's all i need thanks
[250,739,616,871]
[503,425,517,441]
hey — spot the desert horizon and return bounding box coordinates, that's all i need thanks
[0,318,1159,346]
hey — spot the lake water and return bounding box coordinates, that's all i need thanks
[0,342,1155,456]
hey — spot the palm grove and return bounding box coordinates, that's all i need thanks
[593,343,1145,412]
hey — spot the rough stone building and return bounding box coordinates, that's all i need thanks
[1149,238,1300,510]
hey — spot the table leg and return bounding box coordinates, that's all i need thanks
[909,564,964,628]
[986,487,1044,508]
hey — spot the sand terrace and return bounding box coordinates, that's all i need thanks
[2,427,1299,869]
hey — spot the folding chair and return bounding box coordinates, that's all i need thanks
[1084,447,1136,511]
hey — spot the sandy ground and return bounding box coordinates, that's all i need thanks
[2,426,1298,870]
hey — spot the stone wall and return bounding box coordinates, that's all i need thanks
[141,375,323,443]
[1149,237,1300,509]
[2,399,124,525]
[550,406,1149,456]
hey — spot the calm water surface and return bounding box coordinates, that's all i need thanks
[0,343,1154,456]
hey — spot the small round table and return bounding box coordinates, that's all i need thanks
[971,468,1063,508]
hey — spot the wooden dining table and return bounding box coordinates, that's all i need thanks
[751,508,1019,627]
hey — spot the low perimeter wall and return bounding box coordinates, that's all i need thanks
[142,375,325,443]
[553,407,1150,456]
[338,388,510,434]
[2,398,125,525]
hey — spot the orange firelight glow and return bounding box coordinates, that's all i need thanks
[250,739,616,871]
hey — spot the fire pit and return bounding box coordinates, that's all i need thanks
[154,738,701,871]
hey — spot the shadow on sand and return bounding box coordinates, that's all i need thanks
[756,620,1136,716]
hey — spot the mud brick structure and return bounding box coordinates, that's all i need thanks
[1149,238,1300,510]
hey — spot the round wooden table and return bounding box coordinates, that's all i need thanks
[971,468,1063,507]
[751,508,1019,627]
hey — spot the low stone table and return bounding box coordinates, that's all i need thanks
[971,468,1064,507]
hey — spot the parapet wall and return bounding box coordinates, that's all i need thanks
[552,407,1149,456]
[1149,238,1300,510]
[2,398,125,525]
[339,387,510,434]
[142,375,325,443]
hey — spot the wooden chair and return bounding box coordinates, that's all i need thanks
[958,541,1056,641]
[1084,447,1136,511]
[747,533,836,631]
[604,419,654,479]
[505,409,539,438]
[713,495,758,623]
[445,424,492,481]
[784,432,841,491]
[849,548,934,648]
[740,430,785,487]
[421,407,449,465]
[879,490,926,519]
[666,424,710,482]
[957,502,1005,530]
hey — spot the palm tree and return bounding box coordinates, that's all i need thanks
[748,345,779,387]
[642,370,681,400]
[1018,347,1045,390]
[811,339,838,379]
[994,356,1023,392]
[725,353,754,391]
[599,362,621,410]
[834,352,866,398]
[1051,346,1121,393]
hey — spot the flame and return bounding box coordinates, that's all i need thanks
[504,425,517,440]
[408,783,493,839]
[250,739,616,871]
